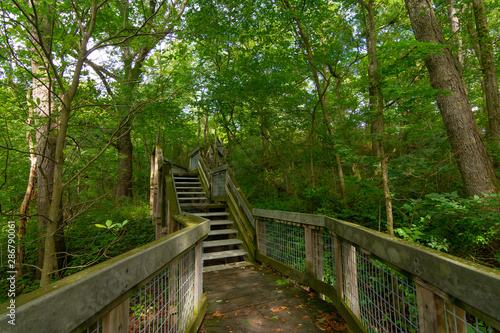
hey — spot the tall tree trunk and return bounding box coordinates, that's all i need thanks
[472,0,500,149]
[447,0,464,73]
[116,126,134,198]
[30,14,55,279]
[361,0,394,235]
[17,102,37,279]
[405,0,499,197]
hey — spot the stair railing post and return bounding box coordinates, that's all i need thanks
[102,298,129,333]
[333,235,344,299]
[194,241,203,310]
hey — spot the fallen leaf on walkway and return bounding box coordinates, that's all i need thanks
[252,320,262,325]
[270,306,288,312]
[302,316,310,320]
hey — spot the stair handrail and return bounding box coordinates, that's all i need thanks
[0,215,210,333]
[253,208,500,332]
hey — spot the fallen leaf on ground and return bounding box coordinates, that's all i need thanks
[270,306,288,313]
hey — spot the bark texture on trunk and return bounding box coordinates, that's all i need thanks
[116,126,134,198]
[361,0,394,235]
[472,0,500,147]
[405,0,499,196]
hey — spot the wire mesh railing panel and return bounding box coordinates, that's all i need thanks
[258,219,306,272]
[342,241,420,333]
[443,302,498,333]
[129,248,195,333]
[312,229,336,287]
[84,320,101,333]
[190,152,200,170]
[212,172,226,197]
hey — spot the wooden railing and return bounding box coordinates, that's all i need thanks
[0,215,209,333]
[253,209,500,333]
[0,146,207,333]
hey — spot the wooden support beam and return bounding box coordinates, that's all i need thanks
[102,298,129,333]
[194,242,203,306]
[342,242,359,317]
[334,235,344,300]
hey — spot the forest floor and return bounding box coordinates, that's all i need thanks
[200,264,347,332]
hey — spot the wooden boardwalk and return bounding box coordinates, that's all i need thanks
[200,265,347,332]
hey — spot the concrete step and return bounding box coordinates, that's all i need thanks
[208,229,238,236]
[203,239,243,248]
[203,249,247,261]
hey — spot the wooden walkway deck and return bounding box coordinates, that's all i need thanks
[200,265,348,332]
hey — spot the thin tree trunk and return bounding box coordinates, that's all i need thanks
[116,126,134,198]
[447,0,464,73]
[405,0,499,197]
[361,0,394,235]
[17,104,37,279]
[472,0,500,148]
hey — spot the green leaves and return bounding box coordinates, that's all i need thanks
[95,219,129,233]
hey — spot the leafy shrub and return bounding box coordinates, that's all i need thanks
[396,192,500,262]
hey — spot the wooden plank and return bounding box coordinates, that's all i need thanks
[305,225,314,276]
[194,242,203,305]
[256,253,368,333]
[313,229,324,283]
[102,298,129,333]
[203,249,247,261]
[343,243,359,317]
[416,283,445,333]
[334,235,344,299]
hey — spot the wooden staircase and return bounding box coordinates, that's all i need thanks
[174,173,248,272]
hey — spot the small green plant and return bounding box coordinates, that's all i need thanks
[276,279,289,286]
[95,220,129,235]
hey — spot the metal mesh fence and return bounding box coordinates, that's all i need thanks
[190,152,200,171]
[258,219,306,272]
[129,248,195,333]
[84,320,101,333]
[341,241,419,333]
[443,301,497,333]
[313,229,336,287]
[212,172,226,197]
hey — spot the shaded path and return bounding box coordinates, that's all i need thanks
[200,265,347,332]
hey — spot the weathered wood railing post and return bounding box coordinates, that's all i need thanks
[305,226,324,296]
[415,279,466,333]
[333,235,344,299]
[342,243,359,317]
[102,299,129,333]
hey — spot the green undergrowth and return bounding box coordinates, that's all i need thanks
[0,199,155,303]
